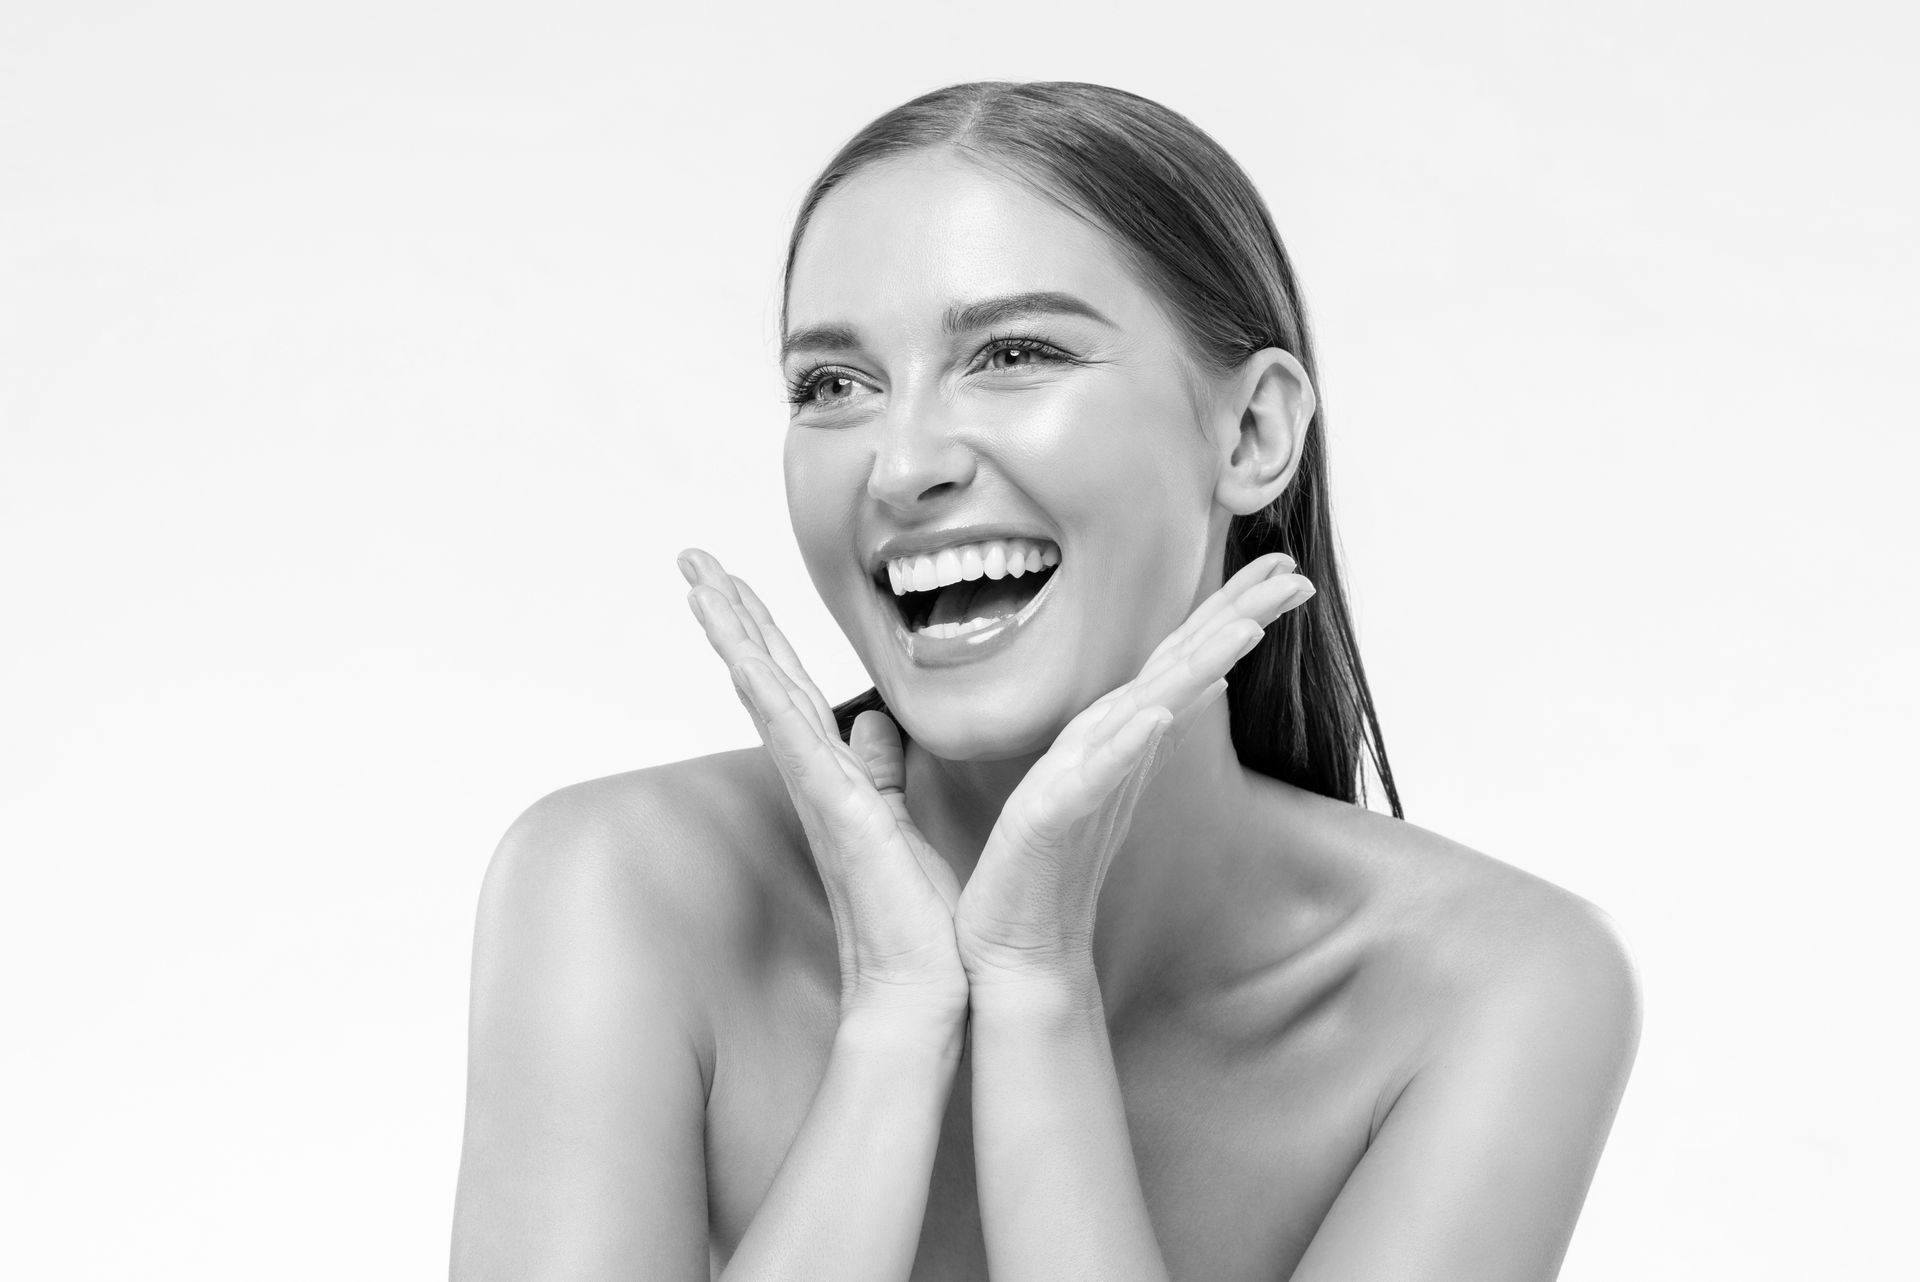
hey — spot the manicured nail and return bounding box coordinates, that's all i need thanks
[676,553,697,586]
[1240,573,1302,616]
[1268,553,1297,576]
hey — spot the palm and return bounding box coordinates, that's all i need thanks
[838,717,961,914]
[953,691,1153,958]
[678,547,964,1006]
[954,550,1317,969]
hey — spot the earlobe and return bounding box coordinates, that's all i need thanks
[1215,348,1315,517]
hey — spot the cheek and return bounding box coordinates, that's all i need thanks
[1013,371,1203,487]
[1012,379,1213,560]
[783,431,872,622]
[1056,388,1214,647]
[783,432,852,555]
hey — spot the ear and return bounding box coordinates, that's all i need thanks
[1210,348,1315,517]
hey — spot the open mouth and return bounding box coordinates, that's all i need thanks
[874,538,1061,640]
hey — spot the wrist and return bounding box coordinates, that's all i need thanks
[836,994,969,1062]
[962,947,1103,1023]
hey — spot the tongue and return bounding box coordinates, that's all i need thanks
[925,572,1045,627]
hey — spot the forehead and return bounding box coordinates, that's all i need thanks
[785,152,1160,338]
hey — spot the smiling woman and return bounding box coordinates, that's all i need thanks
[451,81,1641,1282]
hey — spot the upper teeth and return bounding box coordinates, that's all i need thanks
[883,539,1060,597]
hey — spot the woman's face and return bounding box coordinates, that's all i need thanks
[782,151,1227,762]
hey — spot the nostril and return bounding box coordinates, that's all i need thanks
[864,434,977,509]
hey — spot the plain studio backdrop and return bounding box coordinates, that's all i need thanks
[2,2,1913,1277]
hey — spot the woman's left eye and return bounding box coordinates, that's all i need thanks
[980,337,1071,372]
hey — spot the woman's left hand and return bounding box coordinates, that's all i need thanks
[952,552,1316,989]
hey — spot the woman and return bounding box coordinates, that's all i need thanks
[452,81,1641,1280]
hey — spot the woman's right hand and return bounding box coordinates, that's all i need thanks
[678,548,967,1026]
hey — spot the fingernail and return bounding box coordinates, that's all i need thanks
[1211,618,1264,664]
[676,554,696,585]
[1269,553,1297,576]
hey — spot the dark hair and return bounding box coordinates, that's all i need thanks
[781,81,1402,819]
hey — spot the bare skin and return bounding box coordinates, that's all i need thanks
[457,745,1636,1280]
[452,149,1640,1280]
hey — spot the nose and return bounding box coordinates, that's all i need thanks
[865,396,976,511]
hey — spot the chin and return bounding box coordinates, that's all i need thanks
[885,682,1071,764]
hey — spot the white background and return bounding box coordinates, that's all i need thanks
[3,1,1913,1277]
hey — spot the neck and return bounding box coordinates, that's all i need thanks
[901,693,1269,1004]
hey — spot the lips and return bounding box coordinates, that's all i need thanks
[884,558,1064,666]
[894,560,1059,633]
[870,536,1060,635]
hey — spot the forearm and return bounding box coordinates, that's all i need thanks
[967,958,1172,1282]
[720,1007,963,1282]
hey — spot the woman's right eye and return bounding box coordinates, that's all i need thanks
[786,368,873,412]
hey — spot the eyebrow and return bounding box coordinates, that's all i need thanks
[779,290,1116,363]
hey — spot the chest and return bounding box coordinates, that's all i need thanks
[702,955,1389,1281]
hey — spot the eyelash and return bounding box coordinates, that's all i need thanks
[783,332,1076,410]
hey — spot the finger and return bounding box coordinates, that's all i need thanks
[722,657,775,745]
[742,637,877,787]
[677,546,731,595]
[849,711,952,899]
[850,710,908,795]
[736,657,876,837]
[677,545,732,590]
[1145,568,1308,681]
[1090,617,1263,745]
[694,590,855,775]
[1128,571,1311,711]
[1140,552,1294,672]
[1228,571,1317,630]
[681,548,782,659]
[701,569,847,750]
[679,547,778,660]
[1017,705,1175,845]
[1163,676,1228,756]
[1083,704,1175,805]
[1106,569,1310,742]
[711,574,806,729]
[1044,682,1129,758]
[688,583,775,675]
[732,577,840,742]
[720,628,874,795]
[683,550,764,631]
[1145,616,1265,711]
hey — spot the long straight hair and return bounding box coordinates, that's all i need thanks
[781,81,1402,819]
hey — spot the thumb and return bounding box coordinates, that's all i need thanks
[850,709,907,795]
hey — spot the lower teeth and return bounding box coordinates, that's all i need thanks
[917,615,999,639]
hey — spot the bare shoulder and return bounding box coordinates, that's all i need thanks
[471,747,816,1030]
[1273,801,1644,1280]
[1296,793,1642,1069]
[455,750,803,1276]
[480,746,800,929]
